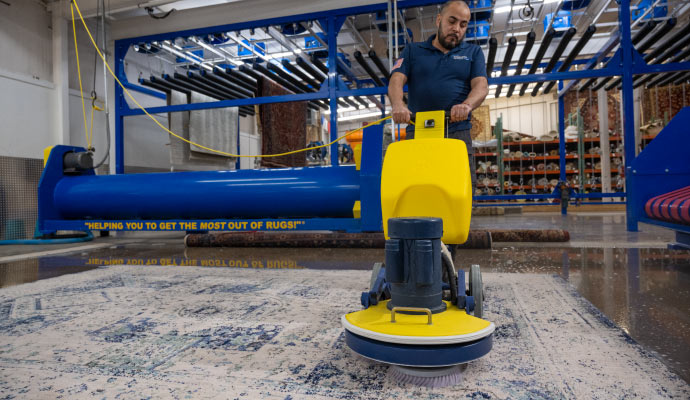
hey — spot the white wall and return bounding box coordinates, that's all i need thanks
[0,71,55,159]
[0,1,54,159]
[485,93,558,138]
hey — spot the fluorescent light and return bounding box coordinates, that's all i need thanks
[339,111,387,122]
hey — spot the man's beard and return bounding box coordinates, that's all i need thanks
[437,26,462,50]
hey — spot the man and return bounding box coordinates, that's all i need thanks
[388,0,489,188]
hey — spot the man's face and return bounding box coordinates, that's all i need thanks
[435,2,471,50]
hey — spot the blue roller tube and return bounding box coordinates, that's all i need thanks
[53,165,360,220]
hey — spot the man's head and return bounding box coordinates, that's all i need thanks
[435,0,471,50]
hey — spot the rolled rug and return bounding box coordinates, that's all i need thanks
[537,163,545,171]
[528,152,537,158]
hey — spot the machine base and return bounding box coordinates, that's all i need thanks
[344,329,493,367]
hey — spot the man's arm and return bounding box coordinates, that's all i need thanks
[450,76,489,122]
[388,71,411,124]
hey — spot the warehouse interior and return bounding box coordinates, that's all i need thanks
[1,0,689,397]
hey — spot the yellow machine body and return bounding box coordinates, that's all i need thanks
[380,111,472,244]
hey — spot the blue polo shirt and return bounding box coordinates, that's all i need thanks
[392,35,487,131]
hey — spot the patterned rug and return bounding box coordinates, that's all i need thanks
[0,266,687,399]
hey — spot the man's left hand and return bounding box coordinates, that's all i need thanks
[450,103,472,122]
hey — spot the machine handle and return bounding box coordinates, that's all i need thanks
[390,307,433,325]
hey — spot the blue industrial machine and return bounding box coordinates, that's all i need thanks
[37,124,385,236]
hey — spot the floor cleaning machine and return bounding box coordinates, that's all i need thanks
[341,111,495,387]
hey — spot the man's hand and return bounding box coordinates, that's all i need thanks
[392,104,412,124]
[450,103,472,122]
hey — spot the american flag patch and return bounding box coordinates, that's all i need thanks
[392,58,404,70]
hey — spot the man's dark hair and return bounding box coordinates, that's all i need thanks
[439,0,470,15]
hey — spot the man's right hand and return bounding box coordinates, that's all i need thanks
[392,105,412,124]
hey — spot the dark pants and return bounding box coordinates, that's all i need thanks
[406,128,476,188]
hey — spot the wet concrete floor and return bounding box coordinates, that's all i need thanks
[0,212,688,383]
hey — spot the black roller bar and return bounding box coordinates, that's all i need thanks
[253,63,304,93]
[267,62,313,93]
[252,64,328,110]
[368,49,390,79]
[630,23,690,88]
[202,71,254,98]
[495,37,517,97]
[672,71,690,85]
[638,46,690,88]
[519,28,556,96]
[296,57,327,84]
[645,23,690,63]
[139,78,171,94]
[215,68,257,94]
[637,18,677,54]
[163,74,251,116]
[179,72,238,101]
[580,20,658,92]
[606,18,679,90]
[531,28,576,96]
[354,50,384,86]
[341,97,360,109]
[354,96,369,108]
[310,54,329,75]
[282,59,321,89]
[150,76,191,95]
[506,31,536,98]
[543,25,597,94]
[170,73,228,101]
[486,37,498,76]
[633,20,658,45]
[193,71,252,99]
[183,73,255,116]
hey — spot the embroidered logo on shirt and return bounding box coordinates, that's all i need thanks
[453,55,469,60]
[392,58,404,70]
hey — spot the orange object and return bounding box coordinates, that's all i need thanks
[345,126,406,144]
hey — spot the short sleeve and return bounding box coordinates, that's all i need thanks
[391,45,411,77]
[470,45,487,79]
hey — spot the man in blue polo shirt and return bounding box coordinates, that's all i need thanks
[389,0,489,188]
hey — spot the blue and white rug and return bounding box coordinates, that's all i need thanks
[0,265,687,399]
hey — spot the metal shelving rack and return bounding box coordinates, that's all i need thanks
[113,0,690,232]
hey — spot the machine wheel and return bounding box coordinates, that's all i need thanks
[369,262,384,291]
[469,264,483,318]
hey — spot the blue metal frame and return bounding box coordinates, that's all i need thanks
[112,0,690,231]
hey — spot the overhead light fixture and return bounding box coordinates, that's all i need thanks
[338,111,388,122]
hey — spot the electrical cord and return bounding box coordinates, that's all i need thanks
[146,6,175,19]
[71,0,412,159]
